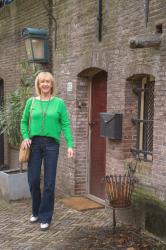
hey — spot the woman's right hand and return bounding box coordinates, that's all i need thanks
[22,139,32,149]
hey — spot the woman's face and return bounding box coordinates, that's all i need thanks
[38,76,52,95]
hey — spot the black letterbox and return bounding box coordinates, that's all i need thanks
[100,113,122,140]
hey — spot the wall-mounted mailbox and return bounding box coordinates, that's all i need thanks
[100,113,122,140]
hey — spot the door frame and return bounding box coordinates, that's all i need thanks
[87,80,92,198]
[0,79,4,169]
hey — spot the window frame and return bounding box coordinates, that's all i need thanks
[131,76,154,161]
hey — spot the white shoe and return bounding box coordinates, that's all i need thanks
[30,215,38,223]
[40,223,49,231]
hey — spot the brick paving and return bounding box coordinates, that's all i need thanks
[0,197,165,250]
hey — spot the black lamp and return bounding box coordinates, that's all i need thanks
[22,27,49,64]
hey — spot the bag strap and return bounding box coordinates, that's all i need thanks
[28,97,35,133]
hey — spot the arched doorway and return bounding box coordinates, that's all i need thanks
[0,79,4,169]
[78,67,107,200]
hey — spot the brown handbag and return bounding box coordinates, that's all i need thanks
[19,142,30,163]
[19,97,34,163]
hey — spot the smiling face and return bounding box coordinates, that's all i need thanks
[35,72,55,97]
[38,76,53,96]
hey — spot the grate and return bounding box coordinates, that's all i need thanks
[105,174,135,209]
[104,160,137,233]
[131,79,154,160]
[143,81,154,157]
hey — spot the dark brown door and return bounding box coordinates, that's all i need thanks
[90,71,107,199]
[0,80,4,169]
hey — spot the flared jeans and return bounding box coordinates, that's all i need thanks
[28,136,59,223]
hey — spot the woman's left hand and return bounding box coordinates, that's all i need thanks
[68,148,73,158]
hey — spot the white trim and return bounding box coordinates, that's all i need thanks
[139,78,146,152]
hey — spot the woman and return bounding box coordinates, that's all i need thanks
[20,72,73,231]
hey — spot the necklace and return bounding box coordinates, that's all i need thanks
[39,97,51,133]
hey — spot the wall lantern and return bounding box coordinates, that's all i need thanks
[22,27,49,64]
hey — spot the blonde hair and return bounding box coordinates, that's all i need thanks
[35,71,56,96]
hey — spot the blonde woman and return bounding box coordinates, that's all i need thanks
[21,72,73,230]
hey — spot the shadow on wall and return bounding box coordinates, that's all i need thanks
[145,203,166,241]
[117,198,166,242]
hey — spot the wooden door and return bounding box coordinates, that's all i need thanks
[90,71,107,199]
[0,80,4,169]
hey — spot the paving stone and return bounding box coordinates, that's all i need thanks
[0,198,165,250]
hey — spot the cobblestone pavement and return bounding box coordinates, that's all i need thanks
[0,198,165,250]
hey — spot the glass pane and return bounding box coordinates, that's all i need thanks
[32,39,44,59]
[25,39,33,60]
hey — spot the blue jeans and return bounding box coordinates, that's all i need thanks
[28,136,59,223]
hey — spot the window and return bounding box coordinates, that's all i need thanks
[131,76,154,161]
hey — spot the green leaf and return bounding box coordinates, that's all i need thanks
[0,61,39,147]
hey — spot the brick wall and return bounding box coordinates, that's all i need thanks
[53,0,166,201]
[0,0,165,203]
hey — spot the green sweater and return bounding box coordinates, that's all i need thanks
[20,97,73,148]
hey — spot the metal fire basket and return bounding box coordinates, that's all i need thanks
[104,161,137,233]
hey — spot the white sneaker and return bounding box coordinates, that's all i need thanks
[40,223,49,230]
[30,215,38,223]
